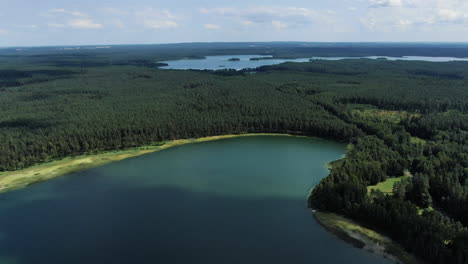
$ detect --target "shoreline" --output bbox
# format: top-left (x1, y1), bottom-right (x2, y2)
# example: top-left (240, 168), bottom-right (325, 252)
top-left (313, 211), bottom-right (420, 264)
top-left (0, 132), bottom-right (418, 264)
top-left (0, 133), bottom-right (298, 193)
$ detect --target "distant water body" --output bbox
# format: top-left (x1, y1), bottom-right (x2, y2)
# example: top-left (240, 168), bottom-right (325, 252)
top-left (0, 136), bottom-right (392, 264)
top-left (159, 54), bottom-right (468, 70)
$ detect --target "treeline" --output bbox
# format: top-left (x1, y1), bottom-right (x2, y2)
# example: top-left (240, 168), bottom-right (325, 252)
top-left (1, 55), bottom-right (468, 263)
top-left (0, 67), bottom-right (362, 171)
top-left (0, 69), bottom-right (75, 88)
top-left (310, 133), bottom-right (467, 263)
top-left (257, 60), bottom-right (468, 263)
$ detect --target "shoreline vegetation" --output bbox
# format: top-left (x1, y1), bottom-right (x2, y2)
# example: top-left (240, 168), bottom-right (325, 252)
top-left (313, 212), bottom-right (421, 264)
top-left (0, 132), bottom-right (418, 263)
top-left (0, 133), bottom-right (299, 193)
top-left (318, 155), bottom-right (421, 263)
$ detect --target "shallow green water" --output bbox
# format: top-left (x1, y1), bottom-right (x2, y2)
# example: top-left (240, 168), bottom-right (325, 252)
top-left (0, 136), bottom-right (392, 264)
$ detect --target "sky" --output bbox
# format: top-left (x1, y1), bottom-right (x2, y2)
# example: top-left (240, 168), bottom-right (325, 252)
top-left (1, 0), bottom-right (468, 46)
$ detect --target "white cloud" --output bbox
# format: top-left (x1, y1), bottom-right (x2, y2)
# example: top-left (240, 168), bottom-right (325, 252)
top-left (200, 6), bottom-right (333, 29)
top-left (362, 0), bottom-right (468, 30)
top-left (68, 19), bottom-right (103, 29)
top-left (47, 23), bottom-right (66, 28)
top-left (135, 8), bottom-right (181, 29)
top-left (200, 7), bottom-right (319, 19)
top-left (112, 20), bottom-right (126, 29)
top-left (204, 24), bottom-right (221, 29)
top-left (241, 20), bottom-right (254, 26)
top-left (360, 17), bottom-right (377, 30)
top-left (395, 19), bottom-right (413, 27)
top-left (369, 0), bottom-right (404, 7)
top-left (49, 8), bottom-right (85, 17)
top-left (437, 9), bottom-right (465, 23)
top-left (272, 20), bottom-right (288, 30)
top-left (0, 28), bottom-right (7, 34)
top-left (144, 20), bottom-right (178, 29)
top-left (16, 25), bottom-right (38, 29)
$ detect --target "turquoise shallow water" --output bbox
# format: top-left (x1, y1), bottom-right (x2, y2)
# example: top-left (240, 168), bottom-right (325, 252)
top-left (0, 136), bottom-right (392, 264)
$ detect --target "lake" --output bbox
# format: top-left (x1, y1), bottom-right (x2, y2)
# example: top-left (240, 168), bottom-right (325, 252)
top-left (0, 136), bottom-right (392, 264)
top-left (159, 54), bottom-right (468, 70)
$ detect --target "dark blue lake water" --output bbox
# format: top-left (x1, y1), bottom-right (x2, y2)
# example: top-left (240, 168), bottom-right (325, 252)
top-left (0, 136), bottom-right (392, 264)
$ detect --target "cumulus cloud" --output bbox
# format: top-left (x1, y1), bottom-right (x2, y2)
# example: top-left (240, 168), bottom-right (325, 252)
top-left (200, 6), bottom-right (333, 29)
top-left (369, 0), bottom-right (404, 7)
top-left (200, 6), bottom-right (317, 20)
top-left (362, 0), bottom-right (468, 30)
top-left (437, 9), bottom-right (465, 23)
top-left (204, 24), bottom-right (221, 29)
top-left (144, 20), bottom-right (178, 29)
top-left (68, 19), bottom-right (103, 29)
top-left (135, 8), bottom-right (180, 29)
top-left (43, 8), bottom-right (104, 29)
top-left (46, 7), bottom-right (181, 30)
top-left (8, 2), bottom-right (468, 43)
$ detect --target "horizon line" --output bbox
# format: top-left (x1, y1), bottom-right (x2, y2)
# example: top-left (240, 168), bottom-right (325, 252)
top-left (2, 41), bottom-right (468, 49)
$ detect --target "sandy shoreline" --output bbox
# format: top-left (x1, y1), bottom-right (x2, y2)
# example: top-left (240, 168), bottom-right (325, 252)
top-left (0, 133), bottom-right (296, 193)
top-left (313, 211), bottom-right (420, 264)
top-left (0, 132), bottom-right (419, 264)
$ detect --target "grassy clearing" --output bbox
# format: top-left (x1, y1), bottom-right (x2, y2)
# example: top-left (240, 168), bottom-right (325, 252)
top-left (418, 206), bottom-right (434, 215)
top-left (314, 212), bottom-right (420, 264)
top-left (410, 137), bottom-right (427, 145)
top-left (367, 176), bottom-right (409, 194)
top-left (351, 108), bottom-right (420, 123)
top-left (0, 133), bottom-right (293, 193)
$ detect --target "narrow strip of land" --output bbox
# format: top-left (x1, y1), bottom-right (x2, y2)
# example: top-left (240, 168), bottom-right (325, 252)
top-left (314, 212), bottom-right (420, 264)
top-left (0, 133), bottom-right (297, 193)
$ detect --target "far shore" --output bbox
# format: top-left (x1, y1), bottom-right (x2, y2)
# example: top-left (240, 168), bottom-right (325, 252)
top-left (0, 133), bottom-right (300, 193)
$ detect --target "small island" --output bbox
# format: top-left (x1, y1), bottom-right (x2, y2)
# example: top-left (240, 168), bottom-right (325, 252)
top-left (249, 57), bottom-right (274, 61)
top-left (227, 58), bottom-right (240, 61)
top-left (154, 62), bottom-right (169, 67)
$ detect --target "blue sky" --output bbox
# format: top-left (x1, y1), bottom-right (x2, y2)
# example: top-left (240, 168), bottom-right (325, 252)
top-left (1, 0), bottom-right (468, 46)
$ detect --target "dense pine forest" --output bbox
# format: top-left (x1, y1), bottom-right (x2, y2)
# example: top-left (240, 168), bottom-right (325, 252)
top-left (0, 44), bottom-right (467, 263)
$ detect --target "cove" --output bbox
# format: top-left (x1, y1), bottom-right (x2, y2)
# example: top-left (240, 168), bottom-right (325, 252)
top-left (0, 136), bottom-right (392, 264)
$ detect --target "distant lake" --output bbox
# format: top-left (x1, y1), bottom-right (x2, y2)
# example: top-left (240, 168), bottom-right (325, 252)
top-left (0, 136), bottom-right (392, 264)
top-left (159, 55), bottom-right (468, 70)
top-left (159, 55), bottom-right (311, 70)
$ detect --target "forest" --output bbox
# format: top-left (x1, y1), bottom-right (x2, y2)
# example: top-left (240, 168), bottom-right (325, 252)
top-left (0, 44), bottom-right (467, 263)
